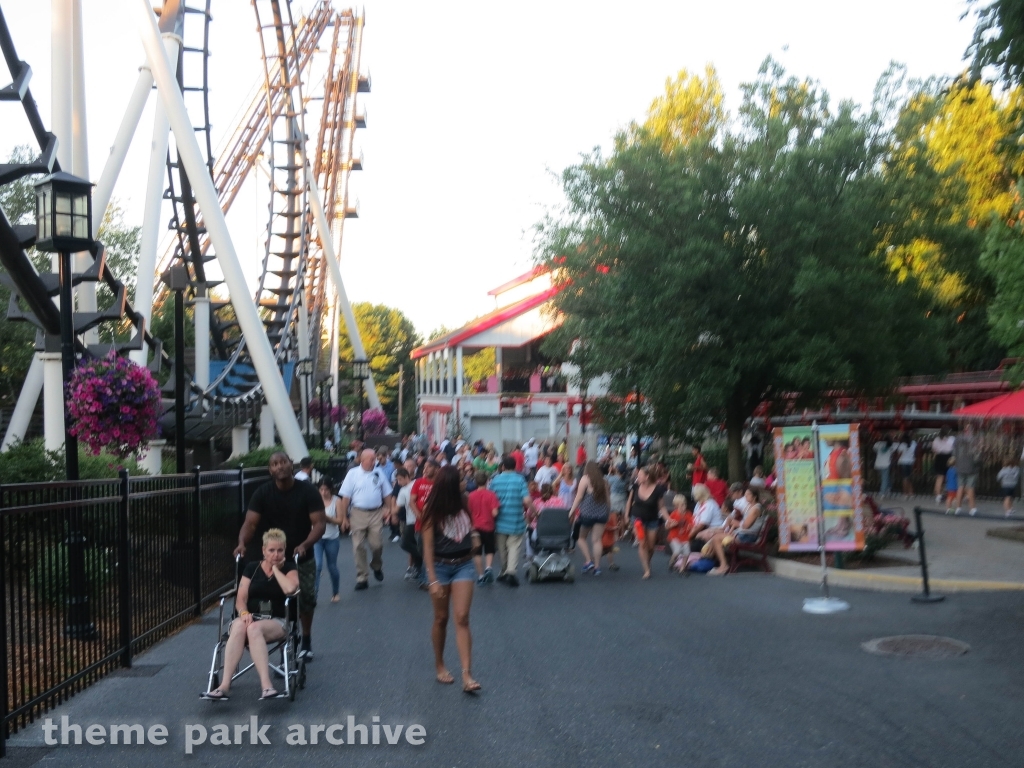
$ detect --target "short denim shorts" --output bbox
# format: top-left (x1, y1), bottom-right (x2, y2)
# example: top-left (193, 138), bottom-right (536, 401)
top-left (433, 558), bottom-right (476, 585)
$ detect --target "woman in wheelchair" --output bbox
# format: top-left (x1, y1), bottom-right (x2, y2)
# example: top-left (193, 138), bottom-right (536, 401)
top-left (202, 528), bottom-right (298, 700)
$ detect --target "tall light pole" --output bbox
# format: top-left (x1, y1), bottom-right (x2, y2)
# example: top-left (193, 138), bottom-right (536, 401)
top-left (33, 171), bottom-right (97, 639)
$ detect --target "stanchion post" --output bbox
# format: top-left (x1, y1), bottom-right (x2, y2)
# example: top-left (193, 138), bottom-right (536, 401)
top-left (911, 507), bottom-right (945, 604)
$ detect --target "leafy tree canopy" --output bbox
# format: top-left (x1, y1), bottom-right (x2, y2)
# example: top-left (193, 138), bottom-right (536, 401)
top-left (538, 59), bottom-right (943, 480)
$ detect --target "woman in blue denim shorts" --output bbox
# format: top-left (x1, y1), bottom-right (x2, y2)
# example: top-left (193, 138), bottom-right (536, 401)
top-left (421, 466), bottom-right (481, 693)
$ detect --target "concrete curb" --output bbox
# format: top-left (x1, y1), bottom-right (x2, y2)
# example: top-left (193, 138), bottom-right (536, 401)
top-left (769, 557), bottom-right (1024, 593)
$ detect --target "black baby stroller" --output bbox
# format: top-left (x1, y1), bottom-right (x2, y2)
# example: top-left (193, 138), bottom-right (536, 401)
top-left (526, 507), bottom-right (575, 583)
top-left (203, 555), bottom-right (306, 701)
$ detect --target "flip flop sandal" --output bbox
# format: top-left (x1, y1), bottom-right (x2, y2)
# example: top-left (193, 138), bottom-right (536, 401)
top-left (201, 689), bottom-right (229, 701)
top-left (260, 688), bottom-right (279, 700)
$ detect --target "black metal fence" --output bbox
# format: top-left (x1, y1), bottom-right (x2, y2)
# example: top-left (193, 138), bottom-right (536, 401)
top-left (0, 466), bottom-right (269, 751)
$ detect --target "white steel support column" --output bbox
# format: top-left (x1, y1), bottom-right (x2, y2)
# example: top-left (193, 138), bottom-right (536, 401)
top-left (549, 407), bottom-right (557, 437)
top-left (71, 0), bottom-right (97, 339)
top-left (1, 355), bottom-right (43, 451)
top-left (495, 347), bottom-right (503, 393)
top-left (135, 0), bottom-right (307, 459)
top-left (302, 160), bottom-right (380, 409)
top-left (42, 353), bottom-right (65, 451)
top-left (194, 289), bottom-right (210, 390)
top-left (456, 346), bottom-right (464, 396)
top-left (130, 31), bottom-right (180, 366)
top-left (230, 424), bottom-right (251, 459)
top-left (52, 0), bottom-right (73, 171)
top-left (260, 408), bottom-right (276, 448)
top-left (93, 69), bottom-right (152, 229)
top-left (446, 349), bottom-right (453, 396)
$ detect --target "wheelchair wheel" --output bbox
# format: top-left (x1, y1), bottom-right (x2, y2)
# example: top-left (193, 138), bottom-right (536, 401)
top-left (298, 660), bottom-right (307, 690)
top-left (209, 672), bottom-right (219, 691)
top-left (564, 564), bottom-right (575, 583)
top-left (526, 564), bottom-right (539, 583)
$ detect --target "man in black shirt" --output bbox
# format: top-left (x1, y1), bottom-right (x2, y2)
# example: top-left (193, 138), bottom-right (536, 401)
top-left (235, 452), bottom-right (326, 659)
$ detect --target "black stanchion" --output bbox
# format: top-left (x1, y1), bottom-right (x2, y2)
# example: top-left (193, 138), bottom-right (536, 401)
top-left (117, 469), bottom-right (133, 668)
top-left (911, 507), bottom-right (945, 604)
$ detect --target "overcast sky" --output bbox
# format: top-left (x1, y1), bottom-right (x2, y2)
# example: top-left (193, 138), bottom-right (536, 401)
top-left (1, 0), bottom-right (978, 338)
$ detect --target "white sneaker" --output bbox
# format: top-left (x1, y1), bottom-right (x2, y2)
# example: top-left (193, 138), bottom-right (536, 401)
top-left (954, 508), bottom-right (962, 515)
top-left (969, 508), bottom-right (978, 516)
top-left (935, 495), bottom-right (943, 503)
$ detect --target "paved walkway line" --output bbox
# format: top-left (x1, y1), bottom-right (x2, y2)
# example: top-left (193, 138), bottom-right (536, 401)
top-left (769, 557), bottom-right (1024, 593)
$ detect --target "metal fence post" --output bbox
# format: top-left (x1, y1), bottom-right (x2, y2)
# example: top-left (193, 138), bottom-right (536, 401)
top-left (911, 507), bottom-right (945, 604)
top-left (193, 466), bottom-right (203, 616)
top-left (118, 469), bottom-right (132, 668)
top-left (1, 482), bottom-right (7, 757)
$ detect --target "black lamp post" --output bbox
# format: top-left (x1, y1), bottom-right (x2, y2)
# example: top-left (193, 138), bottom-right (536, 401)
top-left (353, 358), bottom-right (370, 441)
top-left (33, 171), bottom-right (96, 640)
top-left (162, 266), bottom-right (189, 473)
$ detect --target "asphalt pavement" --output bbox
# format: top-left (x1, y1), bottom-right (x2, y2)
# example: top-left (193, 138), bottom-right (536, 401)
top-left (6, 537), bottom-right (1024, 768)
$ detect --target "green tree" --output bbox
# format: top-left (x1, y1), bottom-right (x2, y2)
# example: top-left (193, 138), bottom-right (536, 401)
top-left (539, 59), bottom-right (941, 481)
top-left (337, 303), bottom-right (420, 425)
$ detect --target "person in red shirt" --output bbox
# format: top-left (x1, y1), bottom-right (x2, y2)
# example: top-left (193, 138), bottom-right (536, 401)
top-left (467, 471), bottom-right (499, 584)
top-left (575, 442), bottom-right (587, 468)
top-left (666, 495), bottom-right (695, 572)
top-left (705, 467), bottom-right (728, 507)
top-left (689, 446), bottom-right (708, 487)
top-left (407, 459), bottom-right (438, 588)
top-left (510, 447), bottom-right (525, 474)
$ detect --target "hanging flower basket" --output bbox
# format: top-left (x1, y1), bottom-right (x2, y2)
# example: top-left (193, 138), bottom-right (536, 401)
top-left (66, 352), bottom-right (162, 459)
top-left (362, 407), bottom-right (389, 436)
top-left (331, 405), bottom-right (347, 425)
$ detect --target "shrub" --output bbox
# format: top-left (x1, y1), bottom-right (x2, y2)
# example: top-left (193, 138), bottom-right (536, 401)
top-left (32, 542), bottom-right (117, 606)
top-left (0, 439), bottom-right (63, 482)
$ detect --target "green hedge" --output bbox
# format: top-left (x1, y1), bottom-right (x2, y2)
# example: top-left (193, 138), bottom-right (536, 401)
top-left (0, 439), bottom-right (147, 483)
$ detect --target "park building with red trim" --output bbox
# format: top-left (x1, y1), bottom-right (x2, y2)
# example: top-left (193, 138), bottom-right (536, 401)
top-left (410, 266), bottom-right (609, 449)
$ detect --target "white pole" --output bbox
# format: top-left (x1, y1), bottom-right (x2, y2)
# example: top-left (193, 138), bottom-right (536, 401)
top-left (456, 346), bottom-right (463, 396)
top-left (92, 68), bottom-right (153, 231)
top-left (302, 160), bottom-right (381, 408)
top-left (129, 32), bottom-right (179, 367)
top-left (133, 0), bottom-right (308, 460)
top-left (298, 300), bottom-right (310, 433)
top-left (41, 353), bottom-right (65, 451)
top-left (71, 0), bottom-right (97, 338)
top-left (194, 290), bottom-right (210, 389)
top-left (1, 355), bottom-right (44, 451)
top-left (52, 0), bottom-right (73, 171)
top-left (260, 408), bottom-right (276, 448)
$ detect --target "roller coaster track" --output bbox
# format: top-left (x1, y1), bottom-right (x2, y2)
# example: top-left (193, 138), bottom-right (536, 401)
top-left (153, 0), bottom-right (365, 439)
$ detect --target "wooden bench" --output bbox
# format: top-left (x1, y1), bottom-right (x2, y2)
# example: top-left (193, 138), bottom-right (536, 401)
top-left (726, 516), bottom-right (775, 573)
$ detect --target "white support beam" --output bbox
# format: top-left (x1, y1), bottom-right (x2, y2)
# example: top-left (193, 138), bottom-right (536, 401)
top-left (71, 0), bottom-right (97, 338)
top-left (134, 0), bottom-right (307, 460)
top-left (194, 291), bottom-right (210, 390)
top-left (42, 353), bottom-right (64, 451)
top-left (129, 32), bottom-right (179, 366)
top-left (456, 346), bottom-right (463, 396)
top-left (1, 355), bottom-right (43, 451)
top-left (302, 159), bottom-right (380, 409)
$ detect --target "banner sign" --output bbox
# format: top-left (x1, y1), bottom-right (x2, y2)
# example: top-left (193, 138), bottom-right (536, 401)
top-left (774, 423), bottom-right (864, 552)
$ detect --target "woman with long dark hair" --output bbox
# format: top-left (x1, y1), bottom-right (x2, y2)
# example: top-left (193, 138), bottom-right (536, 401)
top-left (421, 465), bottom-right (481, 693)
top-left (568, 461), bottom-right (611, 575)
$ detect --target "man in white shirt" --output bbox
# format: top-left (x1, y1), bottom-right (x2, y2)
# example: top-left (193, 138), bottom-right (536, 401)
top-left (533, 455), bottom-right (559, 488)
top-left (338, 449), bottom-right (395, 590)
top-left (523, 438), bottom-right (540, 478)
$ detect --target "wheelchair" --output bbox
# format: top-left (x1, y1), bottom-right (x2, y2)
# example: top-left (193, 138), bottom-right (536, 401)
top-left (203, 554), bottom-right (307, 701)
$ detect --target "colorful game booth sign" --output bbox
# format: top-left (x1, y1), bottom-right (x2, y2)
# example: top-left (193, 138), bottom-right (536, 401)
top-left (774, 423), bottom-right (865, 552)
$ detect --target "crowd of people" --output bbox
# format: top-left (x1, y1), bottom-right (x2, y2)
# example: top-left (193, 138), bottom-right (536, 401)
top-left (872, 424), bottom-right (1021, 517)
top-left (211, 436), bottom-right (772, 699)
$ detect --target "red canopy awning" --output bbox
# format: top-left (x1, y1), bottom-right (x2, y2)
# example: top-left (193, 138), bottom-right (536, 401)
top-left (953, 389), bottom-right (1024, 418)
